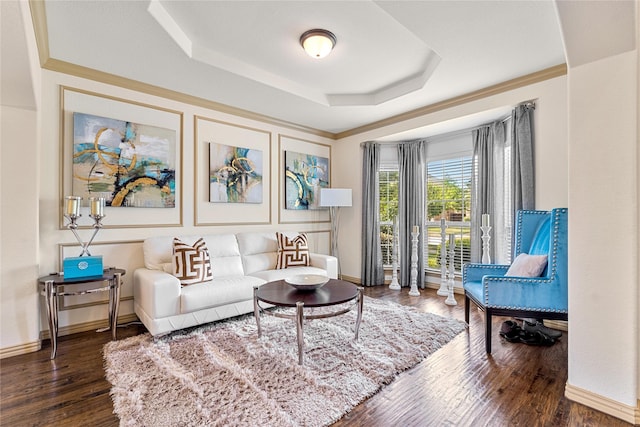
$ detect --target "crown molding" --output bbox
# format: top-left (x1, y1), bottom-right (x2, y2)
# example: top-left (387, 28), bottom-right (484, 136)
top-left (29, 0), bottom-right (566, 142)
top-left (335, 63), bottom-right (567, 140)
top-left (43, 58), bottom-right (337, 139)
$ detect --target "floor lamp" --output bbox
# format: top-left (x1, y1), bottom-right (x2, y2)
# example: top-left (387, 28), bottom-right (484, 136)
top-left (320, 188), bottom-right (352, 278)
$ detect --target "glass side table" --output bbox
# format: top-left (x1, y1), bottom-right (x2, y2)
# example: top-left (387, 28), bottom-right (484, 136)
top-left (37, 268), bottom-right (125, 359)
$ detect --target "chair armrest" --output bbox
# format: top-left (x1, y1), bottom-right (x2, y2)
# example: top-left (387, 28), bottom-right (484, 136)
top-left (133, 268), bottom-right (181, 319)
top-left (482, 275), bottom-right (567, 312)
top-left (309, 253), bottom-right (338, 279)
top-left (463, 263), bottom-right (510, 283)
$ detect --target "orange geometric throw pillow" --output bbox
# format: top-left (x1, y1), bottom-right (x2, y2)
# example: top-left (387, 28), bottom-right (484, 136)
top-left (172, 237), bottom-right (213, 286)
top-left (276, 232), bottom-right (310, 269)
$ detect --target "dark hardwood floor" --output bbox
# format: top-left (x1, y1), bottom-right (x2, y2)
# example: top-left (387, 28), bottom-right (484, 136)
top-left (1, 287), bottom-right (632, 426)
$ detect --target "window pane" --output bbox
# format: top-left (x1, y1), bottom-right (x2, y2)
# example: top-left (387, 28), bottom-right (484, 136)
top-left (379, 170), bottom-right (398, 266)
top-left (377, 156), bottom-right (473, 274)
top-left (426, 157), bottom-right (472, 273)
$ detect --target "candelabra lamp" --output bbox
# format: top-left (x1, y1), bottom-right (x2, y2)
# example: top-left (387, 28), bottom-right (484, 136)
top-left (62, 196), bottom-right (106, 278)
top-left (437, 218), bottom-right (449, 297)
top-left (319, 188), bottom-right (352, 278)
top-left (445, 234), bottom-right (457, 306)
top-left (389, 218), bottom-right (400, 290)
top-left (409, 226), bottom-right (420, 296)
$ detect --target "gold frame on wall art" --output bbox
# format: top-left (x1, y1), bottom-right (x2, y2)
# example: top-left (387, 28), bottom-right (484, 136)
top-left (278, 134), bottom-right (332, 225)
top-left (59, 86), bottom-right (184, 229)
top-left (194, 115), bottom-right (272, 226)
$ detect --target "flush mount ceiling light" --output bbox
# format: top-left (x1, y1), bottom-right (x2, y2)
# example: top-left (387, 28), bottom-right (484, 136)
top-left (300, 29), bottom-right (336, 59)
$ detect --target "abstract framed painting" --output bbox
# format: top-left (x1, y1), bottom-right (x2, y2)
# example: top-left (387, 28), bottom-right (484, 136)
top-left (195, 116), bottom-right (271, 226)
top-left (284, 150), bottom-right (329, 210)
top-left (61, 86), bottom-right (183, 229)
top-left (72, 112), bottom-right (176, 208)
top-left (209, 142), bottom-right (263, 204)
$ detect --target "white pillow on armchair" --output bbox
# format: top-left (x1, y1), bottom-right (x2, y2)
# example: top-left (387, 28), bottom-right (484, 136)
top-left (505, 253), bottom-right (548, 277)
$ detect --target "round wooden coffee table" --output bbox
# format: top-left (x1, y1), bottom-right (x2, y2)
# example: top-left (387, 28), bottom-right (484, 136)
top-left (253, 279), bottom-right (363, 365)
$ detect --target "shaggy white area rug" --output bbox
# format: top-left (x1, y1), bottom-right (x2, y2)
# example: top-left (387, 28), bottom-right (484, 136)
top-left (104, 296), bottom-right (466, 426)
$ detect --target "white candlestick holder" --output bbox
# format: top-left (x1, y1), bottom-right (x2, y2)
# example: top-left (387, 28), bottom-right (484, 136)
top-left (437, 220), bottom-right (448, 296)
top-left (445, 235), bottom-right (457, 306)
top-left (481, 225), bottom-right (492, 264)
top-left (389, 221), bottom-right (400, 290)
top-left (409, 229), bottom-right (420, 296)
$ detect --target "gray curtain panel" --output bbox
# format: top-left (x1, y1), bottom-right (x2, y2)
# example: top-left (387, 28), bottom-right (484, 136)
top-left (471, 121), bottom-right (506, 263)
top-left (471, 102), bottom-right (535, 263)
top-left (512, 103), bottom-right (536, 212)
top-left (361, 142), bottom-right (384, 286)
top-left (397, 140), bottom-right (426, 289)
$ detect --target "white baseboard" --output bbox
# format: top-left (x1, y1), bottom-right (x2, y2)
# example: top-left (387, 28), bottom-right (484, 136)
top-left (544, 319), bottom-right (568, 331)
top-left (341, 274), bottom-right (360, 284)
top-left (38, 313), bottom-right (140, 341)
top-left (0, 340), bottom-right (42, 359)
top-left (565, 383), bottom-right (640, 424)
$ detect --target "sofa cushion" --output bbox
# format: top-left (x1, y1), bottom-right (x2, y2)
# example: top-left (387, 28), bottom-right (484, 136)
top-left (172, 237), bottom-right (214, 286)
top-left (236, 232), bottom-right (279, 256)
top-left (276, 232), bottom-right (310, 269)
top-left (180, 275), bottom-right (265, 313)
top-left (236, 232), bottom-right (279, 275)
top-left (144, 234), bottom-right (245, 277)
top-left (237, 231), bottom-right (302, 275)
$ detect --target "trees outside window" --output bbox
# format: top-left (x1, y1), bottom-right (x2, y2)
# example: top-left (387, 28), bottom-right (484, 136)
top-left (379, 157), bottom-right (472, 272)
top-left (379, 170), bottom-right (398, 266)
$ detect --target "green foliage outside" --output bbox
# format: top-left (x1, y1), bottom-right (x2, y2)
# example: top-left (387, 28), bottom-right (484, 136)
top-left (379, 167), bottom-right (472, 271)
top-left (379, 173), bottom-right (471, 224)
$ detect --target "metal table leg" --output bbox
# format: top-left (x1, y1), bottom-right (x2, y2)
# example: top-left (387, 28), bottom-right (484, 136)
top-left (355, 286), bottom-right (364, 340)
top-left (296, 301), bottom-right (304, 365)
top-left (109, 272), bottom-right (122, 340)
top-left (253, 286), bottom-right (262, 337)
top-left (43, 280), bottom-right (59, 359)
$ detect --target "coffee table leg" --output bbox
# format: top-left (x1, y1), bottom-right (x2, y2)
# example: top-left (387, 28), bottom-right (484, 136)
top-left (355, 287), bottom-right (363, 340)
top-left (296, 301), bottom-right (304, 365)
top-left (253, 286), bottom-right (262, 337)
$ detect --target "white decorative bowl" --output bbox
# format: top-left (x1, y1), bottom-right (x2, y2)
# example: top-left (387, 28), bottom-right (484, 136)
top-left (284, 274), bottom-right (330, 291)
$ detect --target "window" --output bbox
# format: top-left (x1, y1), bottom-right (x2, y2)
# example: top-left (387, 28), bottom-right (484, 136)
top-left (379, 170), bottom-right (398, 266)
top-left (377, 133), bottom-right (473, 274)
top-left (425, 157), bottom-right (472, 272)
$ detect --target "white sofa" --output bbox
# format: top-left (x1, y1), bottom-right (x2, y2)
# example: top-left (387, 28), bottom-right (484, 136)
top-left (133, 231), bottom-right (338, 336)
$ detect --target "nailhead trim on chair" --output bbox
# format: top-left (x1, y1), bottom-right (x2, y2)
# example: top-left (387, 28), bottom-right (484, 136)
top-left (463, 208), bottom-right (568, 353)
top-left (483, 208), bottom-right (568, 312)
top-left (514, 210), bottom-right (548, 255)
top-left (463, 264), bottom-right (509, 273)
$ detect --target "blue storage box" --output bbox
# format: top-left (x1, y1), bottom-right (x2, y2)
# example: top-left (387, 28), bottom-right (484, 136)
top-left (63, 256), bottom-right (103, 279)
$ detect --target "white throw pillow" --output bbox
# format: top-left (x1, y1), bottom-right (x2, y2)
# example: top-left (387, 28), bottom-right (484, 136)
top-left (275, 232), bottom-right (310, 269)
top-left (505, 253), bottom-right (548, 277)
top-left (172, 237), bottom-right (214, 286)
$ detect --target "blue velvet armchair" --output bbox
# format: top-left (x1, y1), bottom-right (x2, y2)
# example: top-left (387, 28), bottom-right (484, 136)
top-left (463, 208), bottom-right (568, 353)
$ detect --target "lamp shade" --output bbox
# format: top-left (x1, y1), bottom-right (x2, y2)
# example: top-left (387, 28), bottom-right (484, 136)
top-left (320, 188), bottom-right (352, 207)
